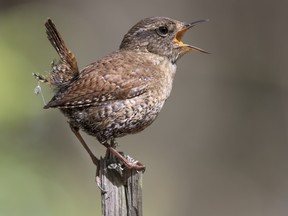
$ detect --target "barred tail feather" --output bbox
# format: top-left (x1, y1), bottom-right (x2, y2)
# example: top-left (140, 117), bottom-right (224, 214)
top-left (44, 18), bottom-right (79, 88)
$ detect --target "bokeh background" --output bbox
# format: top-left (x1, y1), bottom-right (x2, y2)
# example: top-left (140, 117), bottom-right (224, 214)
top-left (1, 0), bottom-right (288, 215)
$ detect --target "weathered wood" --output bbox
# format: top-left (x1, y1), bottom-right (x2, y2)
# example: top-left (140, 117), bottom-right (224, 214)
top-left (100, 155), bottom-right (144, 216)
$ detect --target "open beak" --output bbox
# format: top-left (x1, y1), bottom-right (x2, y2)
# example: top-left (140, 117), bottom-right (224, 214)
top-left (174, 19), bottom-right (209, 54)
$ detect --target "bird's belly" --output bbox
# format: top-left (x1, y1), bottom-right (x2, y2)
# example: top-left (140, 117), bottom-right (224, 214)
top-left (61, 95), bottom-right (165, 142)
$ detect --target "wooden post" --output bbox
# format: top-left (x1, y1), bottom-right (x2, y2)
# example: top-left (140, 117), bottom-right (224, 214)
top-left (99, 154), bottom-right (144, 216)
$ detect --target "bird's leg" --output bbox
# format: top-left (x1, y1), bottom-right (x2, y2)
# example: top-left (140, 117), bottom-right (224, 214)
top-left (102, 140), bottom-right (145, 170)
top-left (69, 124), bottom-right (106, 193)
top-left (69, 124), bottom-right (99, 166)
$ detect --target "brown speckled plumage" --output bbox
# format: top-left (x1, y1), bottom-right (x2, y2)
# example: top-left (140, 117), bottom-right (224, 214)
top-left (35, 17), bottom-right (207, 169)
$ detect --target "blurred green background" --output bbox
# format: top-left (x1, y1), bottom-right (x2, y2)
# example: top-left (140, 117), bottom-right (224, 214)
top-left (1, 0), bottom-right (288, 215)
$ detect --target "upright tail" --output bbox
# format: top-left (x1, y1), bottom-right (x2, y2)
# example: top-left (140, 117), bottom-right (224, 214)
top-left (34, 18), bottom-right (79, 89)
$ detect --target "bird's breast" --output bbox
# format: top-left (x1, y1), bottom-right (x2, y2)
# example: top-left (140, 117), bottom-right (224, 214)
top-left (145, 53), bottom-right (177, 101)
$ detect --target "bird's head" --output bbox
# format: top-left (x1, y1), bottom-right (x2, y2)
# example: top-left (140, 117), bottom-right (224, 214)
top-left (120, 17), bottom-right (208, 63)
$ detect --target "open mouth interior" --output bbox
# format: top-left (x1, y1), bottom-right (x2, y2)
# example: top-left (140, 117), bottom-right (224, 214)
top-left (174, 26), bottom-right (209, 53)
top-left (175, 28), bottom-right (189, 45)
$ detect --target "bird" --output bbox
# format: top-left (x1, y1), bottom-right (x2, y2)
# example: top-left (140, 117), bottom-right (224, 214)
top-left (34, 17), bottom-right (208, 169)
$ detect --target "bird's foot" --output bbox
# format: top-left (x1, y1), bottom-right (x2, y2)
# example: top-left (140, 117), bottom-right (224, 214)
top-left (102, 142), bottom-right (145, 171)
top-left (123, 154), bottom-right (146, 171)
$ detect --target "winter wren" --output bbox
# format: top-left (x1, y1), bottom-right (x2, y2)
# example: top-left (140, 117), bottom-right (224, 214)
top-left (34, 17), bottom-right (208, 169)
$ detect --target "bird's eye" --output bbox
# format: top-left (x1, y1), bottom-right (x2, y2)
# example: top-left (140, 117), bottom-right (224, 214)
top-left (156, 26), bottom-right (169, 36)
